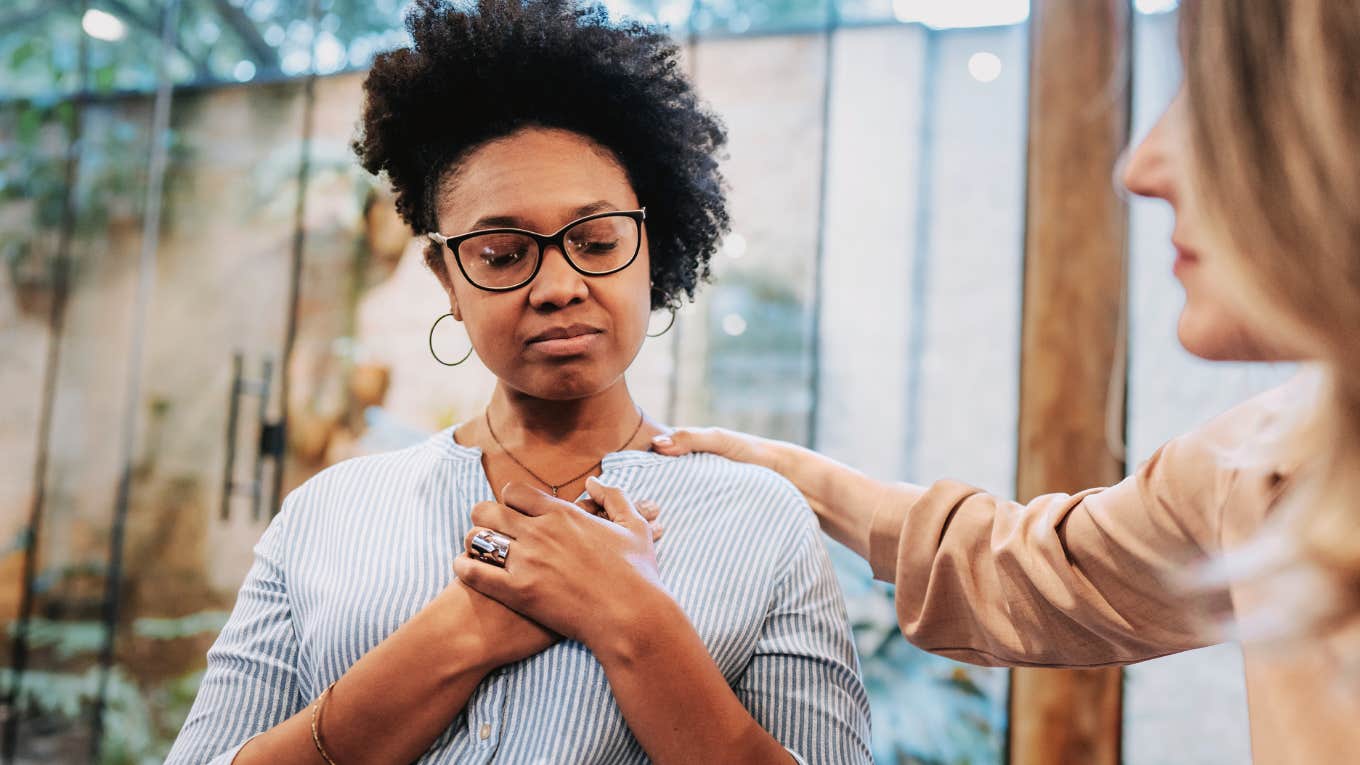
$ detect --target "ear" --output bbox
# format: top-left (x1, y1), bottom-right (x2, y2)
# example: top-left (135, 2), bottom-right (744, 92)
top-left (425, 239), bottom-right (462, 319)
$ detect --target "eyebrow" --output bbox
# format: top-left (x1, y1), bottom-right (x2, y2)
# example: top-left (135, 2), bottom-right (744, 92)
top-left (469, 201), bottom-right (620, 231)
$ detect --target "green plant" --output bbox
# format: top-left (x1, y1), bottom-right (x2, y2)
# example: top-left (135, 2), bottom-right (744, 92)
top-left (3, 610), bottom-right (228, 764)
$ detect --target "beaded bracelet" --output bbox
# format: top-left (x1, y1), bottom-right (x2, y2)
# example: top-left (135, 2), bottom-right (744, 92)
top-left (310, 680), bottom-right (340, 765)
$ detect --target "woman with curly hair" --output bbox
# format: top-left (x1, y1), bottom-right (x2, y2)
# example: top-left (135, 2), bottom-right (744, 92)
top-left (165, 1), bottom-right (870, 763)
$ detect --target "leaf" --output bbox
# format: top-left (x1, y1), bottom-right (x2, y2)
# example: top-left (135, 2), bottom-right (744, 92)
top-left (95, 64), bottom-right (118, 92)
top-left (133, 610), bottom-right (230, 640)
top-left (9, 38), bottom-right (38, 70)
top-left (17, 106), bottom-right (42, 145)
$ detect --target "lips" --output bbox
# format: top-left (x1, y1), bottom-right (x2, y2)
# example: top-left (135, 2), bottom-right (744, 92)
top-left (1172, 243), bottom-right (1199, 279)
top-left (525, 323), bottom-right (604, 357)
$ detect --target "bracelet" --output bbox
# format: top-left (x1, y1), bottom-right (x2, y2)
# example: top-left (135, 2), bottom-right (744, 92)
top-left (310, 680), bottom-right (339, 765)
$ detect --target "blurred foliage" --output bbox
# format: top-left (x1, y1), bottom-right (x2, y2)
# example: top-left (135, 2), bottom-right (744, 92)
top-left (0, 97), bottom-right (170, 297)
top-left (0, 0), bottom-right (903, 101)
top-left (3, 612), bottom-right (227, 764)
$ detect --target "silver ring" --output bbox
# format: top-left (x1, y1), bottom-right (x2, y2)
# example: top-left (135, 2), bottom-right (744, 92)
top-left (469, 529), bottom-right (512, 567)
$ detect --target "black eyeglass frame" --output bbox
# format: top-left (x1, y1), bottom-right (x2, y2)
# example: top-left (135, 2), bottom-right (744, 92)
top-left (426, 208), bottom-right (647, 293)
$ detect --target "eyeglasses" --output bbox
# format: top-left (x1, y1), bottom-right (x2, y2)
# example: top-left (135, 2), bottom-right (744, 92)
top-left (427, 208), bottom-right (646, 292)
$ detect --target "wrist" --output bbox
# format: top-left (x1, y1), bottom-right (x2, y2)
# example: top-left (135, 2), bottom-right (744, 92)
top-left (425, 587), bottom-right (505, 677)
top-left (585, 585), bottom-right (686, 666)
top-left (431, 582), bottom-right (550, 678)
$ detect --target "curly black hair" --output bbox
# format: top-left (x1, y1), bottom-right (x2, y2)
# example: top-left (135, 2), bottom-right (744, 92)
top-left (353, 0), bottom-right (729, 310)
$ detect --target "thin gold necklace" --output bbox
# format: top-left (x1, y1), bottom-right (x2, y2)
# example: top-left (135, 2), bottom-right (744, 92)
top-left (485, 408), bottom-right (646, 497)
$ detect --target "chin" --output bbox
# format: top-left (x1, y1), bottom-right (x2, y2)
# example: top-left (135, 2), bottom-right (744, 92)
top-left (512, 365), bottom-right (615, 401)
top-left (1176, 308), bottom-right (1283, 362)
top-left (1178, 325), bottom-right (1240, 361)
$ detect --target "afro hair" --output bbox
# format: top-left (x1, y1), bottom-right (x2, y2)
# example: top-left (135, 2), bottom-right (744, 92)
top-left (353, 0), bottom-right (730, 310)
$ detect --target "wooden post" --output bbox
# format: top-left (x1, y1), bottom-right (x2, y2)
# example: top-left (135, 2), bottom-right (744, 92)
top-left (1010, 0), bottom-right (1130, 763)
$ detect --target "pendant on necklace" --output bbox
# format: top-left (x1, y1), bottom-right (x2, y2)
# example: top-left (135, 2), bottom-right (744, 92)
top-left (550, 486), bottom-right (559, 497)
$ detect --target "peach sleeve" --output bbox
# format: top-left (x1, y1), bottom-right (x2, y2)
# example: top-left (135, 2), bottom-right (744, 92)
top-left (867, 430), bottom-right (1245, 668)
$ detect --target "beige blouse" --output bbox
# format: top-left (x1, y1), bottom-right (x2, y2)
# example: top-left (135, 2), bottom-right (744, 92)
top-left (868, 378), bottom-right (1359, 764)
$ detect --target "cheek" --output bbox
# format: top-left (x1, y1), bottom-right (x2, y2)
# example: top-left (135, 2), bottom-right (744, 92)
top-left (458, 295), bottom-right (519, 363)
top-left (595, 275), bottom-right (651, 352)
top-left (619, 257), bottom-right (654, 339)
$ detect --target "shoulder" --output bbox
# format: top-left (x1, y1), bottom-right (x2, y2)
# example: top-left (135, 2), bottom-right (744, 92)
top-left (1138, 373), bottom-right (1314, 532)
top-left (659, 450), bottom-right (809, 503)
top-left (278, 428), bottom-right (466, 525)
top-left (293, 442), bottom-right (435, 499)
top-left (1161, 371), bottom-right (1316, 475)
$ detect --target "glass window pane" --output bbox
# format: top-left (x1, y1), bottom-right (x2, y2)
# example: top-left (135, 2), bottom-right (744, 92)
top-left (7, 92), bottom-right (157, 758)
top-left (0, 94), bottom-right (81, 753)
top-left (2, 55), bottom-right (315, 762)
top-left (817, 21), bottom-right (1026, 763)
top-left (107, 74), bottom-right (310, 762)
top-left (675, 32), bottom-right (827, 444)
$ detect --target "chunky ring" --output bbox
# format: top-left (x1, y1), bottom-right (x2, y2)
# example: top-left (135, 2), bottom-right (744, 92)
top-left (468, 529), bottom-right (512, 567)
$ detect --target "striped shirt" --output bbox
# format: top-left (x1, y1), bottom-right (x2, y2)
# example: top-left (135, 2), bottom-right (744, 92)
top-left (166, 427), bottom-right (872, 764)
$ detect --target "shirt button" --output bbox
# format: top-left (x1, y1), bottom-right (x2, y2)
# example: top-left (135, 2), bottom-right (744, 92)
top-left (479, 723), bottom-right (492, 740)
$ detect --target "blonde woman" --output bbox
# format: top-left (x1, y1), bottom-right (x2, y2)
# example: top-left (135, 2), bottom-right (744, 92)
top-left (656, 0), bottom-right (1360, 761)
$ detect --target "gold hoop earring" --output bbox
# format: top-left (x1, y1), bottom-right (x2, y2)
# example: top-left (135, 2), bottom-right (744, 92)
top-left (429, 313), bottom-right (474, 366)
top-left (647, 308), bottom-right (677, 338)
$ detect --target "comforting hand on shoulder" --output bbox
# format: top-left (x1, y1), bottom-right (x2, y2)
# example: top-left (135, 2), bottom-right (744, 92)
top-left (454, 478), bottom-right (670, 650)
top-left (651, 427), bottom-right (782, 472)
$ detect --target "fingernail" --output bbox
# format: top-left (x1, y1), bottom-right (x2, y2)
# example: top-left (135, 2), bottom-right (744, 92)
top-left (651, 435), bottom-right (673, 448)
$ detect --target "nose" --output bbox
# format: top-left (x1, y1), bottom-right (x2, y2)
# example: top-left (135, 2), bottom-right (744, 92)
top-left (1121, 96), bottom-right (1179, 205)
top-left (526, 244), bottom-right (589, 310)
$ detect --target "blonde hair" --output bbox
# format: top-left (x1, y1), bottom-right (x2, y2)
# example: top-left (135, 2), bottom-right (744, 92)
top-left (1181, 0), bottom-right (1360, 645)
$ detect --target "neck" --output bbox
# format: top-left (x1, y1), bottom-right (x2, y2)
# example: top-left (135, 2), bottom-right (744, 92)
top-left (485, 378), bottom-right (642, 454)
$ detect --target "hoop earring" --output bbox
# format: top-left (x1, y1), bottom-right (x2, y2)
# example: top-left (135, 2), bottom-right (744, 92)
top-left (647, 308), bottom-right (677, 338)
top-left (429, 312), bottom-right (474, 366)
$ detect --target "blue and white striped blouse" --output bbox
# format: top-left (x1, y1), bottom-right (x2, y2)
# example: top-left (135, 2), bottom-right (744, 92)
top-left (166, 426), bottom-right (872, 764)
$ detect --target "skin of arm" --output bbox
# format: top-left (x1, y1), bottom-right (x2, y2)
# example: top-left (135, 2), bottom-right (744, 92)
top-left (651, 429), bottom-right (920, 559)
top-left (232, 580), bottom-right (554, 765)
top-left (455, 479), bottom-right (793, 765)
top-left (592, 587), bottom-right (795, 764)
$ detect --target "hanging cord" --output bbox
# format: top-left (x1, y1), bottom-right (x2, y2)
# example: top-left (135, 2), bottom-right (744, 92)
top-left (272, 0), bottom-right (322, 517)
top-left (1105, 264), bottom-right (1129, 465)
top-left (89, 0), bottom-right (182, 757)
top-left (1, 1), bottom-right (91, 761)
top-left (1103, 21), bottom-right (1135, 470)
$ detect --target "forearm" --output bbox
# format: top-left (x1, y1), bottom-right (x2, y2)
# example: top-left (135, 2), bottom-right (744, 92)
top-left (592, 592), bottom-right (791, 765)
top-left (763, 439), bottom-right (924, 559)
top-left (233, 591), bottom-right (495, 765)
